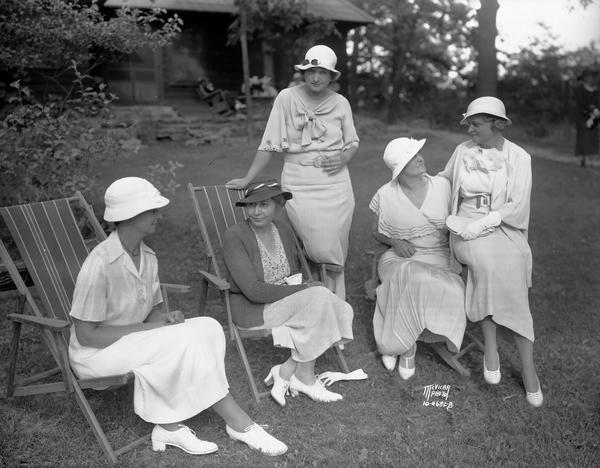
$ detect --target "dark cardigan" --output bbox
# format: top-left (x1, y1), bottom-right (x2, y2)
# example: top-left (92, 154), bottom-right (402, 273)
top-left (222, 218), bottom-right (308, 328)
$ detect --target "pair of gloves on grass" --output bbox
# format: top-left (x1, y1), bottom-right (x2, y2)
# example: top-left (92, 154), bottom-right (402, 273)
top-left (459, 211), bottom-right (502, 240)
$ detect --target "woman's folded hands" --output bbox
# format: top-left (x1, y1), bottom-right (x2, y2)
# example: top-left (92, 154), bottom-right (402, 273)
top-left (391, 239), bottom-right (416, 257)
top-left (460, 211), bottom-right (502, 241)
top-left (164, 310), bottom-right (185, 325)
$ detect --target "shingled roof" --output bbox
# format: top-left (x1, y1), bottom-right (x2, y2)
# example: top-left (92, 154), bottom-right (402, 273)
top-left (105, 0), bottom-right (374, 24)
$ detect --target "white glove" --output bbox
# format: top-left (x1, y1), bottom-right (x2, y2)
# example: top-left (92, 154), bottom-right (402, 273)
top-left (460, 211), bottom-right (501, 240)
top-left (317, 369), bottom-right (368, 386)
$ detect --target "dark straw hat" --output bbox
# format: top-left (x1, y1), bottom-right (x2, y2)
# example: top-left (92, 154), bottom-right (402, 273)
top-left (235, 178), bottom-right (292, 206)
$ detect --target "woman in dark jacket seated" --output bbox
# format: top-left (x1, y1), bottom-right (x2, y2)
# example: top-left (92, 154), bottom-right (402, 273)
top-left (223, 178), bottom-right (353, 406)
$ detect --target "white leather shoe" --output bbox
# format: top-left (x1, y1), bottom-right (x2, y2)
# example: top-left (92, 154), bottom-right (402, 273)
top-left (289, 375), bottom-right (343, 402)
top-left (226, 424), bottom-right (288, 456)
top-left (381, 354), bottom-right (397, 371)
top-left (264, 364), bottom-right (289, 407)
top-left (398, 350), bottom-right (416, 380)
top-left (483, 353), bottom-right (501, 385)
top-left (524, 375), bottom-right (543, 407)
top-left (151, 424), bottom-right (218, 455)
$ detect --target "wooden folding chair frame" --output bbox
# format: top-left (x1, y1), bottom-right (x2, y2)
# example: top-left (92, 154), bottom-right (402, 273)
top-left (188, 183), bottom-right (349, 402)
top-left (0, 192), bottom-right (187, 463)
top-left (364, 245), bottom-right (484, 377)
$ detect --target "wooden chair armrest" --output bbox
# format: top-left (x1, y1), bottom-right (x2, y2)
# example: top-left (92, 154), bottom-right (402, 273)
top-left (78, 372), bottom-right (134, 390)
top-left (160, 283), bottom-right (191, 294)
top-left (8, 313), bottom-right (70, 330)
top-left (198, 271), bottom-right (230, 290)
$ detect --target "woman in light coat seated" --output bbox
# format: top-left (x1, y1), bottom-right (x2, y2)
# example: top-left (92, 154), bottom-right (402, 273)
top-left (68, 177), bottom-right (287, 457)
top-left (438, 97), bottom-right (542, 407)
top-left (222, 178), bottom-right (354, 406)
top-left (370, 138), bottom-right (467, 379)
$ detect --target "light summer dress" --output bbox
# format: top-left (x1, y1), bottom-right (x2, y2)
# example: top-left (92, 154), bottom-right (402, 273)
top-left (370, 176), bottom-right (466, 356)
top-left (68, 231), bottom-right (229, 424)
top-left (258, 86), bottom-right (360, 298)
top-left (256, 224), bottom-right (354, 362)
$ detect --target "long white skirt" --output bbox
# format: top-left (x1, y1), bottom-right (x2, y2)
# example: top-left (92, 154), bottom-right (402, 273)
top-left (281, 154), bottom-right (355, 298)
top-left (373, 249), bottom-right (466, 355)
top-left (263, 286), bottom-right (353, 362)
top-left (69, 317), bottom-right (229, 424)
top-left (452, 229), bottom-right (534, 341)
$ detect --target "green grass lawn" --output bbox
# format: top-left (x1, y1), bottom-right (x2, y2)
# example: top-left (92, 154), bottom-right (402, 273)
top-left (1, 122), bottom-right (599, 467)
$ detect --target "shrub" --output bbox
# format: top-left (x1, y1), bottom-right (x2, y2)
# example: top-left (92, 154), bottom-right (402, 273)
top-left (0, 72), bottom-right (122, 206)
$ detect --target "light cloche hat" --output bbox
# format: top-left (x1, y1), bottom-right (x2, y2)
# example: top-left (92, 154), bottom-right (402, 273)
top-left (104, 177), bottom-right (169, 222)
top-left (294, 45), bottom-right (341, 81)
top-left (383, 137), bottom-right (427, 181)
top-left (460, 96), bottom-right (512, 125)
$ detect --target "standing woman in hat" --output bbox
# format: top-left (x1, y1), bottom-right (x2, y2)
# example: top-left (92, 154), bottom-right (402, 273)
top-left (222, 179), bottom-right (354, 406)
top-left (226, 45), bottom-right (359, 298)
top-left (370, 138), bottom-right (466, 380)
top-left (573, 69), bottom-right (599, 167)
top-left (68, 177), bottom-right (288, 456)
top-left (438, 97), bottom-right (543, 407)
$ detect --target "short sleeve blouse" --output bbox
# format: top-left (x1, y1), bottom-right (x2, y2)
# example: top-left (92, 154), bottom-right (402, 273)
top-left (258, 86), bottom-right (359, 153)
top-left (69, 230), bottom-right (162, 326)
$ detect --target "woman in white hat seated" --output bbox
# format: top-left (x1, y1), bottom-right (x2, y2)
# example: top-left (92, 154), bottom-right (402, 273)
top-left (438, 96), bottom-right (543, 407)
top-left (68, 177), bottom-right (288, 457)
top-left (370, 138), bottom-right (467, 380)
top-left (226, 44), bottom-right (359, 299)
top-left (222, 178), bottom-right (353, 406)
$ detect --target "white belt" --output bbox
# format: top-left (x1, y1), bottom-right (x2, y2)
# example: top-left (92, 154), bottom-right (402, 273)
top-left (284, 150), bottom-right (338, 167)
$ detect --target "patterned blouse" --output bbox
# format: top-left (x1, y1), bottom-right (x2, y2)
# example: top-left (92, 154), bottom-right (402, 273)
top-left (252, 224), bottom-right (290, 285)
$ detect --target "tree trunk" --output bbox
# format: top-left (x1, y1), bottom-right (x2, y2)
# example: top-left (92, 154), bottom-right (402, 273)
top-left (347, 29), bottom-right (360, 109)
top-left (476, 0), bottom-right (499, 96)
top-left (386, 50), bottom-right (405, 124)
top-left (240, 4), bottom-right (254, 141)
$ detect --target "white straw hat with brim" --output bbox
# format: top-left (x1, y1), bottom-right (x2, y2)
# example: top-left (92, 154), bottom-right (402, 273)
top-left (460, 96), bottom-right (512, 125)
top-left (383, 137), bottom-right (427, 180)
top-left (104, 177), bottom-right (169, 222)
top-left (294, 45), bottom-right (341, 81)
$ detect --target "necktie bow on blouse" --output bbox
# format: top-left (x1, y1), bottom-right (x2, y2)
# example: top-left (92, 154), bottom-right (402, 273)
top-left (299, 110), bottom-right (327, 147)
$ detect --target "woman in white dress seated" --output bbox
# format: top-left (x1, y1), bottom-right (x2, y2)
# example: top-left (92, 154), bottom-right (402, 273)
top-left (222, 178), bottom-right (354, 406)
top-left (68, 177), bottom-right (287, 457)
top-left (438, 97), bottom-right (542, 407)
top-left (370, 138), bottom-right (467, 379)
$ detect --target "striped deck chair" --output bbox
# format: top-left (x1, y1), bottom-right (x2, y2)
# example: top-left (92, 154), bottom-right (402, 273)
top-left (0, 192), bottom-right (188, 463)
top-left (364, 246), bottom-right (484, 377)
top-left (188, 183), bottom-right (349, 402)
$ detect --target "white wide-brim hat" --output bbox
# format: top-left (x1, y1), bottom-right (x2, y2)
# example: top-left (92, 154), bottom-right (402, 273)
top-left (383, 137), bottom-right (427, 180)
top-left (294, 45), bottom-right (341, 81)
top-left (104, 177), bottom-right (169, 222)
top-left (460, 96), bottom-right (512, 125)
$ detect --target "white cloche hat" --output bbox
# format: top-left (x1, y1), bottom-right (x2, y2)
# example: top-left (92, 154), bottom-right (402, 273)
top-left (460, 96), bottom-right (512, 125)
top-left (383, 137), bottom-right (427, 181)
top-left (294, 45), bottom-right (341, 80)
